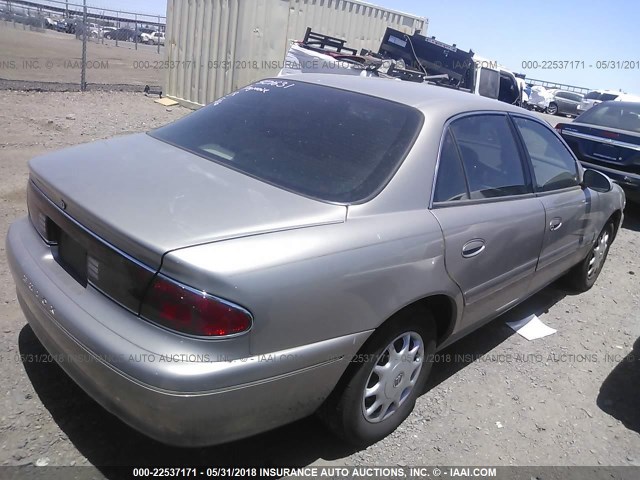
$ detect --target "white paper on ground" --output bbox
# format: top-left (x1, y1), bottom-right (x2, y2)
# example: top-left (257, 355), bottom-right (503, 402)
top-left (506, 314), bottom-right (556, 340)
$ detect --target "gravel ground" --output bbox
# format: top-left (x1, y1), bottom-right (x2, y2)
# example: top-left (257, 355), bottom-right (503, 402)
top-left (0, 91), bottom-right (639, 472)
top-left (0, 23), bottom-right (163, 87)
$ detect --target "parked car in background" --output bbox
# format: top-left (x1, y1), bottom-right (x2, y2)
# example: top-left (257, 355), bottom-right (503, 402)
top-left (546, 90), bottom-right (584, 117)
top-left (138, 27), bottom-right (155, 43)
top-left (557, 101), bottom-right (640, 203)
top-left (55, 19), bottom-right (70, 32)
top-left (148, 31), bottom-right (164, 45)
top-left (104, 28), bottom-right (137, 41)
top-left (6, 76), bottom-right (624, 448)
top-left (44, 17), bottom-right (57, 29)
top-left (577, 90), bottom-right (640, 114)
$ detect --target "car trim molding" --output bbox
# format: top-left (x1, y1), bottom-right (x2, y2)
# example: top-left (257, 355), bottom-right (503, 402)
top-left (561, 129), bottom-right (640, 152)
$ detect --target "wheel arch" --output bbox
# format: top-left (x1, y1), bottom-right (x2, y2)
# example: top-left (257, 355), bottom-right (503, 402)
top-left (609, 209), bottom-right (623, 241)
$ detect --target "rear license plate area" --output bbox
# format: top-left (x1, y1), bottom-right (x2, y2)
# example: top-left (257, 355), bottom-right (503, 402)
top-left (52, 224), bottom-right (88, 287)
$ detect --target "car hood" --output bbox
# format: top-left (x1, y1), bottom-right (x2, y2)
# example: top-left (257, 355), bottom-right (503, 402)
top-left (29, 133), bottom-right (346, 268)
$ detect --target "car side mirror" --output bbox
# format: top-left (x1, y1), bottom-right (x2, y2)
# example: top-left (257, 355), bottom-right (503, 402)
top-left (581, 169), bottom-right (613, 193)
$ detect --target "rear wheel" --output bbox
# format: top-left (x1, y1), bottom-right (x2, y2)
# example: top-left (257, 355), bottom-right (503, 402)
top-left (565, 221), bottom-right (614, 292)
top-left (546, 102), bottom-right (558, 115)
top-left (319, 308), bottom-right (436, 446)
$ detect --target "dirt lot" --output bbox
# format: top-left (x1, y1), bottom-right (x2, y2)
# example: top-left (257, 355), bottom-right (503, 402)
top-left (0, 91), bottom-right (639, 472)
top-left (0, 23), bottom-right (163, 87)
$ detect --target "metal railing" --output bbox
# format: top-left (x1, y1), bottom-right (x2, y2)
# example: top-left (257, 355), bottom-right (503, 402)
top-left (526, 78), bottom-right (591, 95)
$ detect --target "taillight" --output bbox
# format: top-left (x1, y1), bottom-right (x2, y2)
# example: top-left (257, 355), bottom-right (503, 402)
top-left (140, 274), bottom-right (253, 337)
top-left (27, 183), bottom-right (56, 244)
top-left (555, 123), bottom-right (566, 134)
top-left (601, 130), bottom-right (620, 139)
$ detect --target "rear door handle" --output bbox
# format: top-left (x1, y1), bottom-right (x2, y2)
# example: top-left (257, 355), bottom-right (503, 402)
top-left (549, 217), bottom-right (563, 231)
top-left (462, 239), bottom-right (485, 258)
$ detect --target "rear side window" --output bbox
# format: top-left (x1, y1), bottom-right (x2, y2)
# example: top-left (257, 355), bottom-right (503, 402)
top-left (433, 131), bottom-right (469, 203)
top-left (512, 117), bottom-right (579, 191)
top-left (150, 80), bottom-right (423, 203)
top-left (449, 115), bottom-right (529, 198)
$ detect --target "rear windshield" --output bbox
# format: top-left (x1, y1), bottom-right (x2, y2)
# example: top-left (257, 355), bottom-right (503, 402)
top-left (599, 93), bottom-right (619, 101)
top-left (576, 103), bottom-right (640, 133)
top-left (150, 80), bottom-right (423, 203)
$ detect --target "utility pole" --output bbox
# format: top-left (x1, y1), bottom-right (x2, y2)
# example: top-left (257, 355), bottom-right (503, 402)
top-left (81, 0), bottom-right (87, 91)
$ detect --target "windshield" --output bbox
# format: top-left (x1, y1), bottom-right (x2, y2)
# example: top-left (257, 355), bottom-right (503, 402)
top-left (150, 80), bottom-right (423, 203)
top-left (576, 103), bottom-right (640, 133)
top-left (585, 91), bottom-right (601, 100)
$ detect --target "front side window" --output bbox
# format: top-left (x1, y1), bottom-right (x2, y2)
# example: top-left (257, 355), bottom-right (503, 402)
top-left (150, 80), bottom-right (423, 203)
top-left (449, 114), bottom-right (529, 198)
top-left (512, 117), bottom-right (579, 191)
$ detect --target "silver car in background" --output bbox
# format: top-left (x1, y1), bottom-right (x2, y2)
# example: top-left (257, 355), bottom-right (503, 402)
top-left (546, 90), bottom-right (584, 116)
top-left (6, 75), bottom-right (625, 447)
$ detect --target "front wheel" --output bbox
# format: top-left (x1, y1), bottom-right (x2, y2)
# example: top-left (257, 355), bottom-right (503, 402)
top-left (319, 308), bottom-right (436, 446)
top-left (565, 221), bottom-right (614, 292)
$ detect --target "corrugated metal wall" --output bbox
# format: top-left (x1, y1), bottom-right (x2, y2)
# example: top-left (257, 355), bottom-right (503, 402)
top-left (164, 0), bottom-right (426, 107)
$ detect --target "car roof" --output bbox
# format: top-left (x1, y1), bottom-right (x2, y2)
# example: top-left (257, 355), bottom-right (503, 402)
top-left (594, 100), bottom-right (640, 108)
top-left (281, 73), bottom-right (528, 120)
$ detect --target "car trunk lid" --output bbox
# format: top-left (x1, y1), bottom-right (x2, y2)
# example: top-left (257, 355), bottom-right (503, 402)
top-left (560, 123), bottom-right (640, 174)
top-left (29, 133), bottom-right (347, 270)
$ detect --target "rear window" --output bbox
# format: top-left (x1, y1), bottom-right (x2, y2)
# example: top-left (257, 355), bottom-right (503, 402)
top-left (150, 80), bottom-right (423, 203)
top-left (576, 103), bottom-right (640, 133)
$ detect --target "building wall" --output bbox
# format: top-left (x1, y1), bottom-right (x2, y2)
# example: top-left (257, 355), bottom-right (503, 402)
top-left (164, 0), bottom-right (426, 107)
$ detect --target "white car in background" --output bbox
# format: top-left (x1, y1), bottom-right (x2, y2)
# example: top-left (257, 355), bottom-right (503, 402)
top-left (148, 31), bottom-right (165, 45)
top-left (577, 89), bottom-right (640, 113)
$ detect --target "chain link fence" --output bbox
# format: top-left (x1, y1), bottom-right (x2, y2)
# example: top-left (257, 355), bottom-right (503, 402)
top-left (0, 0), bottom-right (166, 91)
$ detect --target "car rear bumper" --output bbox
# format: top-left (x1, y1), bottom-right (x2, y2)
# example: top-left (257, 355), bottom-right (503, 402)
top-left (6, 216), bottom-right (369, 446)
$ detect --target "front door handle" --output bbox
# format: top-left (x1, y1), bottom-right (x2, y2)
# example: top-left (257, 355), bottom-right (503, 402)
top-left (462, 239), bottom-right (486, 258)
top-left (550, 217), bottom-right (563, 231)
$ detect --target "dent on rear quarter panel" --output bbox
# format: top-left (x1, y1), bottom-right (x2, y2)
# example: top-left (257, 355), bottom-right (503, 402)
top-left (159, 209), bottom-right (459, 356)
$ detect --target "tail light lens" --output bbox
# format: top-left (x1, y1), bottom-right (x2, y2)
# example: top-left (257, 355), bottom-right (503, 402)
top-left (600, 130), bottom-right (620, 139)
top-left (140, 274), bottom-right (253, 337)
top-left (555, 123), bottom-right (566, 134)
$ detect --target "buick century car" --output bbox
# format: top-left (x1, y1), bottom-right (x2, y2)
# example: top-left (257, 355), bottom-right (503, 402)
top-left (6, 75), bottom-right (625, 447)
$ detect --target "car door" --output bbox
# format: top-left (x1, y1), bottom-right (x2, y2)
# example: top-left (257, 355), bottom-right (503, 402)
top-left (510, 115), bottom-right (595, 290)
top-left (430, 113), bottom-right (546, 329)
top-left (566, 93), bottom-right (583, 116)
top-left (554, 92), bottom-right (570, 115)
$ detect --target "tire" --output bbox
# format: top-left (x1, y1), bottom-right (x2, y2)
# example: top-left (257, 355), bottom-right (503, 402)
top-left (546, 102), bottom-right (558, 115)
top-left (319, 307), bottom-right (437, 447)
top-left (564, 221), bottom-right (614, 292)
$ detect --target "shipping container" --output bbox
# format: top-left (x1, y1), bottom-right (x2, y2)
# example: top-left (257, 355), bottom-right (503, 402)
top-left (164, 0), bottom-right (426, 107)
